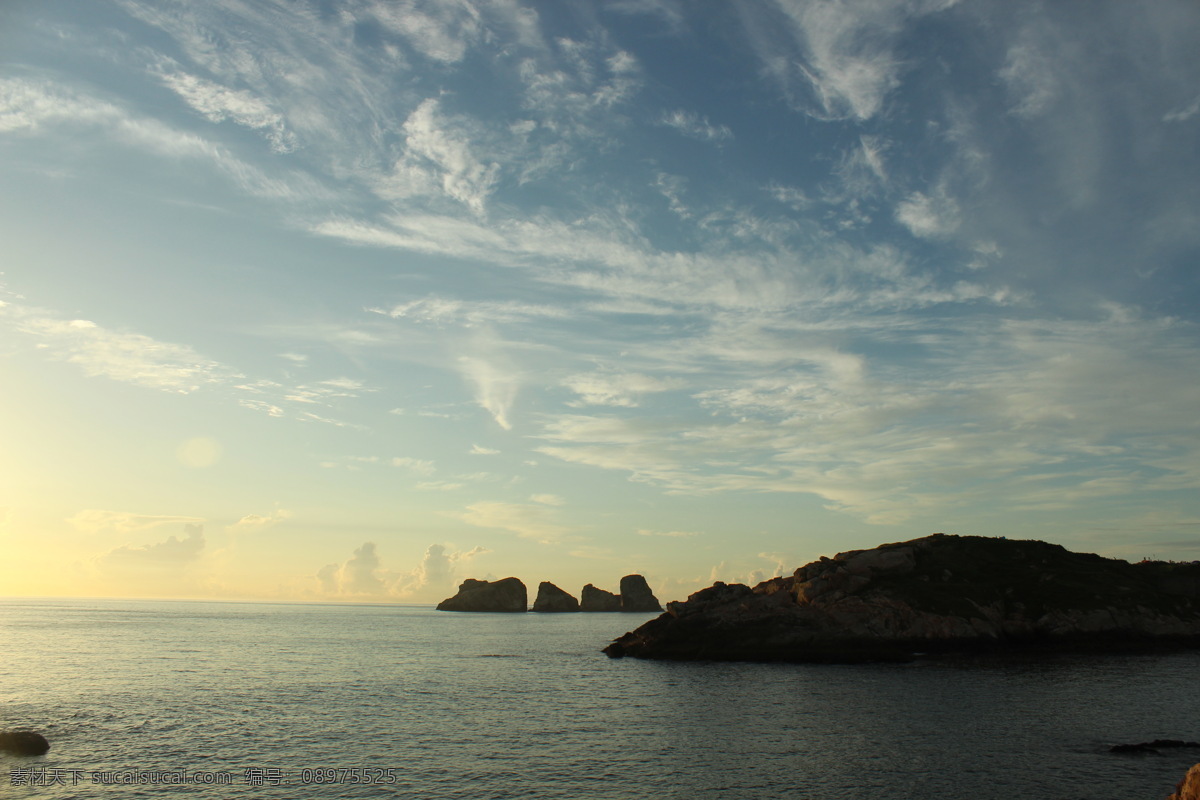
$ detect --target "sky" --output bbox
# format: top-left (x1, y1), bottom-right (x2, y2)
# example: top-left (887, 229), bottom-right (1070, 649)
top-left (1, 0), bottom-right (1199, 604)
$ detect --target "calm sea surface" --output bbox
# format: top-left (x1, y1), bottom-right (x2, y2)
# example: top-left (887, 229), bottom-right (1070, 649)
top-left (2, 598), bottom-right (1199, 799)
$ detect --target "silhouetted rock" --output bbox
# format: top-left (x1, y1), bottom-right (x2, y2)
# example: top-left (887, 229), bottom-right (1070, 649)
top-left (1111, 739), bottom-right (1200, 755)
top-left (580, 583), bottom-right (621, 612)
top-left (604, 534), bottom-right (1200, 661)
top-left (619, 574), bottom-right (662, 612)
top-left (437, 578), bottom-right (527, 612)
top-left (532, 581), bottom-right (580, 612)
top-left (0, 731), bottom-right (50, 756)
top-left (1169, 763), bottom-right (1200, 800)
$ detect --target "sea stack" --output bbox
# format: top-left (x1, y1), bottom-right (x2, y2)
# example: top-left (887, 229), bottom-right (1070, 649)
top-left (532, 581), bottom-right (580, 612)
top-left (619, 574), bottom-right (663, 612)
top-left (604, 533), bottom-right (1200, 662)
top-left (580, 583), bottom-right (621, 611)
top-left (437, 578), bottom-right (527, 612)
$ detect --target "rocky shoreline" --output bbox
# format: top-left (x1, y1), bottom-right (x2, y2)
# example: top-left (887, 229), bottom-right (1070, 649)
top-left (604, 533), bottom-right (1200, 662)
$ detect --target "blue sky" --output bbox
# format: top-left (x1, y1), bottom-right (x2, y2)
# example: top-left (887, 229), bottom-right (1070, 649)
top-left (2, 0), bottom-right (1198, 603)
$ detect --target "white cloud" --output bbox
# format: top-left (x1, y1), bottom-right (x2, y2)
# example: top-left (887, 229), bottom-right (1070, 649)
top-left (895, 190), bottom-right (960, 238)
top-left (1, 302), bottom-right (239, 393)
top-left (748, 0), bottom-right (960, 121)
top-left (390, 97), bottom-right (500, 215)
top-left (459, 500), bottom-right (570, 542)
top-left (659, 109), bottom-right (732, 143)
top-left (459, 352), bottom-right (519, 430)
top-left (1164, 94), bottom-right (1200, 123)
top-left (367, 0), bottom-right (483, 64)
top-left (317, 540), bottom-right (489, 601)
top-left (392, 457), bottom-right (437, 475)
top-left (159, 70), bottom-right (297, 153)
top-left (564, 371), bottom-right (682, 407)
top-left (470, 444), bottom-right (500, 455)
top-left (227, 509), bottom-right (291, 533)
top-left (637, 528), bottom-right (699, 538)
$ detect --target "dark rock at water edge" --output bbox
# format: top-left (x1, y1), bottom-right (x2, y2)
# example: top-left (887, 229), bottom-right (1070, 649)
top-left (619, 574), bottom-right (663, 612)
top-left (0, 731), bottom-right (50, 756)
top-left (437, 578), bottom-right (527, 612)
top-left (1110, 739), bottom-right (1200, 755)
top-left (580, 583), bottom-right (621, 612)
top-left (604, 533), bottom-right (1200, 662)
top-left (532, 581), bottom-right (580, 612)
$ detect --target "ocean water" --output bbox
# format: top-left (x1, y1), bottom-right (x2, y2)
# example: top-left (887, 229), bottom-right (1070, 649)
top-left (2, 599), bottom-right (1198, 799)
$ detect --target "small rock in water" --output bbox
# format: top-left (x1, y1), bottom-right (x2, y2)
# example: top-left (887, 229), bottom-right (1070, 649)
top-left (0, 731), bottom-right (50, 756)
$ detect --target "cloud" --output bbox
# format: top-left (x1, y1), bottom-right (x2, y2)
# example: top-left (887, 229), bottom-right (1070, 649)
top-left (392, 457), bottom-right (437, 474)
top-left (159, 69), bottom-right (297, 153)
top-left (227, 509), bottom-right (291, 533)
top-left (1164, 94), bottom-right (1200, 123)
top-left (744, 0), bottom-right (960, 121)
top-left (529, 494), bottom-right (564, 506)
top-left (103, 523), bottom-right (206, 564)
top-left (659, 109), bottom-right (732, 143)
top-left (564, 371), bottom-right (683, 407)
top-left (386, 97), bottom-right (499, 215)
top-left (1, 302), bottom-right (240, 393)
top-left (69, 510), bottom-right (206, 535)
top-left (0, 77), bottom-right (324, 201)
top-left (316, 540), bottom-right (489, 601)
top-left (459, 352), bottom-right (519, 430)
top-left (895, 190), bottom-right (960, 238)
top-left (367, 0), bottom-right (485, 64)
top-left (637, 529), bottom-right (699, 538)
top-left (459, 500), bottom-right (570, 543)
top-left (471, 444), bottom-right (500, 455)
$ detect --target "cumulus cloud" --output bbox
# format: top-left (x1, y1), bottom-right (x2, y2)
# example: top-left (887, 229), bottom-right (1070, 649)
top-left (316, 541), bottom-right (489, 600)
top-left (103, 523), bottom-right (206, 564)
top-left (385, 97), bottom-right (499, 215)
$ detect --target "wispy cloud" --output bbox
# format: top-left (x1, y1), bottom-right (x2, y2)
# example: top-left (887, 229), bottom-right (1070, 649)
top-left (659, 109), bottom-right (732, 143)
top-left (1, 302), bottom-right (239, 393)
top-left (743, 0), bottom-right (960, 121)
top-left (69, 510), bottom-right (206, 535)
top-left (458, 500), bottom-right (570, 543)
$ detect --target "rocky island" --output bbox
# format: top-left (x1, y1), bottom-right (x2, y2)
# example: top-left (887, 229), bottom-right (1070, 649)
top-left (438, 575), bottom-right (661, 612)
top-left (436, 577), bottom-right (527, 612)
top-left (604, 533), bottom-right (1200, 662)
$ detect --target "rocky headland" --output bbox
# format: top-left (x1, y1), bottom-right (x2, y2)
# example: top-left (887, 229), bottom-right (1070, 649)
top-left (604, 533), bottom-right (1200, 662)
top-left (1169, 764), bottom-right (1200, 800)
top-left (438, 575), bottom-right (661, 612)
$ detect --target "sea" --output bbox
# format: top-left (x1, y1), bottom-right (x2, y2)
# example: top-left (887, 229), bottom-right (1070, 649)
top-left (2, 598), bottom-right (1198, 799)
